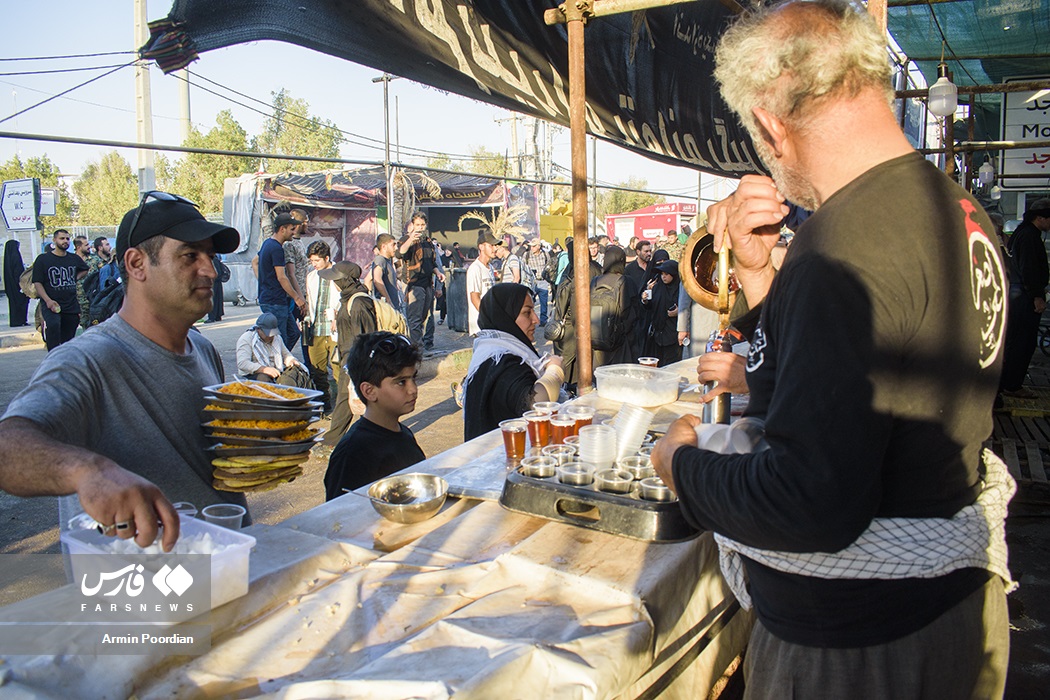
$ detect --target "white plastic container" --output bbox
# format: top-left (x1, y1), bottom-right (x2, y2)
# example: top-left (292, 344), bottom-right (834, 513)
top-left (60, 516), bottom-right (255, 609)
top-left (594, 364), bottom-right (680, 407)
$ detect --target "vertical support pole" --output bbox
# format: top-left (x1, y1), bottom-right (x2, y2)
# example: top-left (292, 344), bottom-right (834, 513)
top-left (567, 6), bottom-right (593, 392)
top-left (133, 0), bottom-right (156, 194)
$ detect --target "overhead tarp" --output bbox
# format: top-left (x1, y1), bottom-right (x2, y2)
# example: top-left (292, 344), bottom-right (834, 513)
top-left (259, 166), bottom-right (504, 209)
top-left (146, 0), bottom-right (762, 179)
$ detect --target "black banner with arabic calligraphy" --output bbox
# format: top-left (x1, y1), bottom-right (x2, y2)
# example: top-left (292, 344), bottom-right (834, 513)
top-left (152, 0), bottom-right (762, 179)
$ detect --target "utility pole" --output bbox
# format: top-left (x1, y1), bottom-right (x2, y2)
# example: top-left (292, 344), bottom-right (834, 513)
top-left (133, 0), bottom-right (156, 193)
top-left (177, 69), bottom-right (191, 143)
top-left (494, 113), bottom-right (523, 177)
top-left (372, 73), bottom-right (400, 234)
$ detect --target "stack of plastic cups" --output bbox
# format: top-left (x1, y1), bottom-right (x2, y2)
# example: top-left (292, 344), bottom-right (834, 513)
top-left (577, 424), bottom-right (617, 469)
top-left (611, 404), bottom-right (655, 460)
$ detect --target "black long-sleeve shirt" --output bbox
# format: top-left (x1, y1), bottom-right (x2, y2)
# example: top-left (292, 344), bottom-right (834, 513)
top-left (672, 153), bottom-right (1005, 647)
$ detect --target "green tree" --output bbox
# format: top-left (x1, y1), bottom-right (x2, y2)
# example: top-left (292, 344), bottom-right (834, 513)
top-left (427, 146), bottom-right (509, 178)
top-left (253, 89), bottom-right (341, 173)
top-left (72, 151), bottom-right (138, 225)
top-left (154, 153), bottom-right (175, 193)
top-left (596, 177), bottom-right (665, 220)
top-left (0, 154), bottom-right (75, 226)
top-left (171, 110), bottom-right (256, 215)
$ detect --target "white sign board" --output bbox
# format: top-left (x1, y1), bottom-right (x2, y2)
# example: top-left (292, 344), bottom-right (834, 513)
top-left (39, 188), bottom-right (57, 217)
top-left (1001, 79), bottom-right (1050, 190)
top-left (1, 178), bottom-right (39, 230)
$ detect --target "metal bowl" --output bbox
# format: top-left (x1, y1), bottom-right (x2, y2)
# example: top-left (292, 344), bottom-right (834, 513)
top-left (368, 473), bottom-right (448, 524)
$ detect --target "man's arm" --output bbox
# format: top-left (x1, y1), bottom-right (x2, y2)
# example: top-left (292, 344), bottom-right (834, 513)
top-left (0, 417), bottom-right (179, 550)
top-left (274, 266), bottom-right (305, 309)
top-left (470, 291), bottom-right (482, 311)
top-left (34, 283), bottom-right (60, 313)
top-left (372, 264), bottom-right (391, 303)
top-left (285, 261), bottom-right (305, 300)
top-left (251, 255), bottom-right (259, 278)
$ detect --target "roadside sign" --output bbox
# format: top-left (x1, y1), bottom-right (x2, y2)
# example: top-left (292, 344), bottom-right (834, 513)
top-left (1, 178), bottom-right (40, 230)
top-left (39, 188), bottom-right (57, 217)
top-left (1000, 78), bottom-right (1050, 190)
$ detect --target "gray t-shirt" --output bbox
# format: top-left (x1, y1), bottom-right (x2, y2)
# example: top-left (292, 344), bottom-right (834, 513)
top-left (2, 315), bottom-right (249, 519)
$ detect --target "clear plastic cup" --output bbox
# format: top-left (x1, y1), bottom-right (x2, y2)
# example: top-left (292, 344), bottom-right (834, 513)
top-left (523, 410), bottom-right (552, 447)
top-left (542, 444), bottom-right (577, 465)
top-left (550, 415), bottom-right (577, 444)
top-left (520, 455), bottom-right (557, 478)
top-left (563, 435), bottom-right (581, 448)
top-left (172, 501), bottom-right (198, 519)
top-left (556, 462), bottom-right (595, 486)
top-left (201, 504), bottom-right (246, 529)
top-left (532, 401), bottom-right (561, 415)
top-left (563, 405), bottom-right (596, 431)
top-left (638, 357), bottom-right (660, 367)
top-left (618, 455), bottom-right (655, 481)
top-left (499, 418), bottom-right (528, 461)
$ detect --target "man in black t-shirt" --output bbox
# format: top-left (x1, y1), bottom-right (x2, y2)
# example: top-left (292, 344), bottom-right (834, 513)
top-left (651, 3), bottom-right (1011, 697)
top-left (999, 197), bottom-right (1050, 396)
top-left (623, 238), bottom-right (652, 289)
top-left (32, 229), bottom-right (89, 350)
top-left (396, 211), bottom-right (445, 349)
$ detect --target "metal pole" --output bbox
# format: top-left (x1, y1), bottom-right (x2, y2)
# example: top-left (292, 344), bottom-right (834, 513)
top-left (133, 0), bottom-right (156, 193)
top-left (176, 69), bottom-right (191, 143)
top-left (566, 3), bottom-right (594, 392)
top-left (372, 74), bottom-right (393, 234)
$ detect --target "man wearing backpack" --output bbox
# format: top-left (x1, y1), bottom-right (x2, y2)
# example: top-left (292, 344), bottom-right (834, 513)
top-left (523, 237), bottom-right (550, 325)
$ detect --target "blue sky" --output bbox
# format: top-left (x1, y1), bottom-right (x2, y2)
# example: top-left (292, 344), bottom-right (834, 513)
top-left (0, 1), bottom-right (727, 202)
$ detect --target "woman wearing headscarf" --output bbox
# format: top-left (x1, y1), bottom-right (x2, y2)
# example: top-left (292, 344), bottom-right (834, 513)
top-left (642, 259), bottom-right (683, 366)
top-left (3, 240), bottom-right (30, 327)
top-left (463, 283), bottom-right (564, 440)
top-left (318, 261), bottom-right (378, 445)
top-left (590, 245), bottom-right (641, 367)
top-left (551, 238), bottom-right (602, 391)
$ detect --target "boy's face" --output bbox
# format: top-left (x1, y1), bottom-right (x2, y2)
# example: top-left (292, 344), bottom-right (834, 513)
top-left (309, 254), bottom-right (330, 271)
top-left (367, 366), bottom-right (419, 417)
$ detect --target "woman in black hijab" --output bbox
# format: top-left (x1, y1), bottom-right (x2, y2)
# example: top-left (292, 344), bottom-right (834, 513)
top-left (463, 283), bottom-right (564, 440)
top-left (642, 259), bottom-right (683, 366)
top-left (3, 240), bottom-right (30, 327)
top-left (591, 245), bottom-right (640, 367)
top-left (318, 261), bottom-right (378, 445)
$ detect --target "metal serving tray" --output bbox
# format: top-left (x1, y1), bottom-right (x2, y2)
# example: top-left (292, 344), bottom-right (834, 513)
top-left (499, 469), bottom-right (700, 542)
top-left (201, 416), bottom-right (319, 437)
top-left (202, 380), bottom-right (323, 407)
top-left (205, 440), bottom-right (321, 456)
top-left (203, 428), bottom-right (325, 447)
top-left (202, 400), bottom-right (324, 416)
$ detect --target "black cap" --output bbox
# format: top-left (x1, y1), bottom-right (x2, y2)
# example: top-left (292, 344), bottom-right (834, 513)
top-left (317, 260), bottom-right (362, 282)
top-left (116, 194), bottom-right (240, 261)
top-left (478, 230), bottom-right (502, 247)
top-left (272, 213), bottom-right (299, 230)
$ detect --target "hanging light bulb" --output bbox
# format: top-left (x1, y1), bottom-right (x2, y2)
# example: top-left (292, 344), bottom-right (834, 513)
top-left (928, 63), bottom-right (958, 118)
top-left (979, 159), bottom-right (995, 186)
top-left (990, 185), bottom-right (1002, 201)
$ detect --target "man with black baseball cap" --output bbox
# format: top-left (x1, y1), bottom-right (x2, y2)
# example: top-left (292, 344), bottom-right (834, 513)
top-left (466, 229), bottom-right (501, 335)
top-left (0, 192), bottom-right (246, 552)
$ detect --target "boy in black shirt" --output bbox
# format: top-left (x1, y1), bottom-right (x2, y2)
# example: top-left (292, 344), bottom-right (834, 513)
top-left (324, 332), bottom-right (425, 500)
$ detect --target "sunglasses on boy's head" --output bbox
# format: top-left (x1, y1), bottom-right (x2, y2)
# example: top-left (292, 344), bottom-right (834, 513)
top-left (368, 334), bottom-right (412, 359)
top-left (127, 191), bottom-right (198, 245)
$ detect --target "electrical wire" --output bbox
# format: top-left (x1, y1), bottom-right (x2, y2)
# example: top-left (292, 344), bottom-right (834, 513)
top-left (0, 64), bottom-right (133, 78)
top-left (0, 79), bottom-right (182, 120)
top-left (179, 69), bottom-right (506, 164)
top-left (0, 61), bottom-right (136, 125)
top-left (0, 50), bottom-right (135, 62)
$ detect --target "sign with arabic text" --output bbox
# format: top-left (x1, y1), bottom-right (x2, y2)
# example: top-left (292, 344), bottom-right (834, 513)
top-left (1, 178), bottom-right (40, 230)
top-left (1001, 78), bottom-right (1050, 190)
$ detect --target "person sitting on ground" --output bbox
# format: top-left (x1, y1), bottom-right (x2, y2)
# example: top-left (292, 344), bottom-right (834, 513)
top-left (463, 283), bottom-right (564, 440)
top-left (235, 312), bottom-right (306, 384)
top-left (324, 331), bottom-right (424, 500)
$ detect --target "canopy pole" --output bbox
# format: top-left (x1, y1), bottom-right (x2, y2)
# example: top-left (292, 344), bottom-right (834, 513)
top-left (559, 1), bottom-right (595, 392)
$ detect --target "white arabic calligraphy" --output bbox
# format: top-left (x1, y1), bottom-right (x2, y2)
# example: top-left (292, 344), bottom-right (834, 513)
top-left (81, 564), bottom-right (146, 597)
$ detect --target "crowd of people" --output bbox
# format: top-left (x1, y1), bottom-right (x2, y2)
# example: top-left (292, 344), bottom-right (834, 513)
top-left (0, 2), bottom-right (1042, 694)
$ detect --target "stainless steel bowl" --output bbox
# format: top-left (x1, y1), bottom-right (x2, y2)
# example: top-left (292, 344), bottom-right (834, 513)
top-left (368, 473), bottom-right (448, 524)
